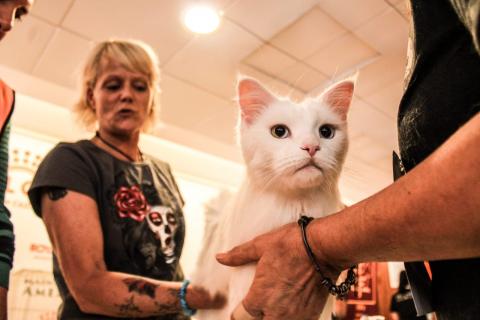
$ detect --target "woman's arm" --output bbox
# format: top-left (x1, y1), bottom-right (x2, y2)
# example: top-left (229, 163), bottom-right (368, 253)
top-left (42, 190), bottom-right (223, 318)
top-left (0, 287), bottom-right (6, 320)
top-left (309, 111), bottom-right (480, 267)
top-left (218, 111), bottom-right (480, 318)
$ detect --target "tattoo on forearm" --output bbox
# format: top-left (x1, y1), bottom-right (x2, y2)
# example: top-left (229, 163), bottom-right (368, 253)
top-left (115, 296), bottom-right (142, 316)
top-left (123, 278), bottom-right (158, 298)
top-left (46, 187), bottom-right (68, 201)
top-left (154, 288), bottom-right (180, 314)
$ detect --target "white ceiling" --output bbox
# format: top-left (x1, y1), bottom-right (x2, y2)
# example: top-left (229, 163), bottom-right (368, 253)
top-left (0, 0), bottom-right (409, 203)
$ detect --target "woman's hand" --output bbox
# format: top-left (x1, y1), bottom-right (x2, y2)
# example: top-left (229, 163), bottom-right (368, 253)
top-left (217, 222), bottom-right (336, 320)
top-left (186, 285), bottom-right (226, 310)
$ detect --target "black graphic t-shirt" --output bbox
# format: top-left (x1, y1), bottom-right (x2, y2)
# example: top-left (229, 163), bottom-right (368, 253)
top-left (28, 140), bottom-right (188, 320)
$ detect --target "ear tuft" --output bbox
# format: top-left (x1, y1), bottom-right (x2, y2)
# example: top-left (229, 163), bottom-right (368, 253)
top-left (237, 77), bottom-right (274, 125)
top-left (323, 79), bottom-right (355, 120)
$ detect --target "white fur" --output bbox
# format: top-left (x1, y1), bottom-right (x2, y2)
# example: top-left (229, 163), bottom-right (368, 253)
top-left (192, 78), bottom-right (354, 320)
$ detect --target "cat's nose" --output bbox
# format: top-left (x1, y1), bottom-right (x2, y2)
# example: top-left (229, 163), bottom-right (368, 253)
top-left (301, 145), bottom-right (320, 157)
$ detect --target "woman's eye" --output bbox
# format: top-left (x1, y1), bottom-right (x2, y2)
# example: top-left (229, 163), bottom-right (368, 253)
top-left (14, 7), bottom-right (28, 21)
top-left (319, 125), bottom-right (335, 139)
top-left (270, 124), bottom-right (290, 139)
top-left (105, 82), bottom-right (121, 91)
top-left (133, 82), bottom-right (148, 92)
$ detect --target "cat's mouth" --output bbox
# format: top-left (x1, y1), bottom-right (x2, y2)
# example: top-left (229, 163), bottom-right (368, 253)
top-left (295, 161), bottom-right (322, 173)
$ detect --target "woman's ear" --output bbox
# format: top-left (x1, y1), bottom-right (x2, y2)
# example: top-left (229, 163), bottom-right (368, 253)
top-left (87, 87), bottom-right (95, 111)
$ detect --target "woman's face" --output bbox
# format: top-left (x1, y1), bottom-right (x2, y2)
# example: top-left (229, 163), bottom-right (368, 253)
top-left (89, 60), bottom-right (152, 137)
top-left (0, 0), bottom-right (33, 40)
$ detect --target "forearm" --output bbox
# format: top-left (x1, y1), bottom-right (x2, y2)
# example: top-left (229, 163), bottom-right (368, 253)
top-left (310, 112), bottom-right (480, 268)
top-left (73, 271), bottom-right (200, 317)
top-left (0, 287), bottom-right (6, 320)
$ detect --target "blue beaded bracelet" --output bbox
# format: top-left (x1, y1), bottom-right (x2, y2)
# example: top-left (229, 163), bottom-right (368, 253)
top-left (179, 280), bottom-right (197, 316)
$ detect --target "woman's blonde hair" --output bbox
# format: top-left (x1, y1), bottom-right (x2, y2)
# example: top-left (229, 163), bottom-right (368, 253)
top-left (74, 39), bottom-right (161, 131)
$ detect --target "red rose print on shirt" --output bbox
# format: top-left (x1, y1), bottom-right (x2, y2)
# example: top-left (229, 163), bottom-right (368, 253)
top-left (114, 185), bottom-right (150, 222)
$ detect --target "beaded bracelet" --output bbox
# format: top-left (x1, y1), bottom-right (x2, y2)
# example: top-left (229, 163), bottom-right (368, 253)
top-left (179, 280), bottom-right (197, 316)
top-left (297, 215), bottom-right (357, 299)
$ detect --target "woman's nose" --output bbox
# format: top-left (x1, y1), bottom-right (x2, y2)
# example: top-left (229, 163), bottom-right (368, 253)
top-left (120, 86), bottom-right (134, 102)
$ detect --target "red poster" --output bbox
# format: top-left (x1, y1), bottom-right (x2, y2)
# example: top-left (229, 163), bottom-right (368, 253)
top-left (344, 262), bottom-right (379, 319)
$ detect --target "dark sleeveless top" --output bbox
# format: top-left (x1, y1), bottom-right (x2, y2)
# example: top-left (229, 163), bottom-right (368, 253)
top-left (398, 1), bottom-right (480, 319)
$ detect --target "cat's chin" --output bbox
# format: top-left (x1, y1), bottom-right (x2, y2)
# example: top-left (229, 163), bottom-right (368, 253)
top-left (290, 167), bottom-right (325, 189)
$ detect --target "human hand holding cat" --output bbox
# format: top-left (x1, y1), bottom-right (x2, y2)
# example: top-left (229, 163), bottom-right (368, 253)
top-left (217, 222), bottom-right (336, 320)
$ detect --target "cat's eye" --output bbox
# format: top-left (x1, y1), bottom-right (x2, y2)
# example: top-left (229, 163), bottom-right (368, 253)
top-left (319, 125), bottom-right (335, 139)
top-left (270, 124), bottom-right (290, 139)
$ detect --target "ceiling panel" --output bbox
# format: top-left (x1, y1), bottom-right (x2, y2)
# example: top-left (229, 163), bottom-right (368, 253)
top-left (30, 0), bottom-right (75, 25)
top-left (355, 55), bottom-right (406, 98)
top-left (316, 0), bottom-right (389, 30)
top-left (364, 79), bottom-right (404, 118)
top-left (238, 64), bottom-right (306, 102)
top-left (348, 97), bottom-right (397, 146)
top-left (394, 1), bottom-right (410, 19)
top-left (32, 29), bottom-right (93, 89)
top-left (244, 44), bottom-right (297, 79)
top-left (164, 19), bottom-right (261, 99)
top-left (340, 157), bottom-right (391, 203)
top-left (276, 62), bottom-right (328, 92)
top-left (270, 7), bottom-right (346, 60)
top-left (160, 74), bottom-right (233, 129)
top-left (348, 133), bottom-right (390, 164)
top-left (62, 0), bottom-right (195, 64)
top-left (0, 16), bottom-right (55, 73)
top-left (192, 106), bottom-right (238, 146)
top-left (0, 0), bottom-right (412, 195)
top-left (306, 33), bottom-right (378, 78)
top-left (225, 0), bottom-right (318, 40)
top-left (354, 7), bottom-right (408, 54)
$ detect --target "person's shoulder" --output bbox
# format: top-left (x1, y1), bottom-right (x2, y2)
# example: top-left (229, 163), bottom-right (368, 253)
top-left (42, 140), bottom-right (96, 164)
top-left (52, 139), bottom-right (98, 153)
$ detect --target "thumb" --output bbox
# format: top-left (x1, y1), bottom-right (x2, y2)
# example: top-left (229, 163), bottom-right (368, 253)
top-left (216, 239), bottom-right (261, 266)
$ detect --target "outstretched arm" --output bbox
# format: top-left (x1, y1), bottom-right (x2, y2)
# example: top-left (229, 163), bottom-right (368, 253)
top-left (218, 111), bottom-right (480, 318)
top-left (42, 190), bottom-right (224, 318)
top-left (0, 287), bottom-right (6, 320)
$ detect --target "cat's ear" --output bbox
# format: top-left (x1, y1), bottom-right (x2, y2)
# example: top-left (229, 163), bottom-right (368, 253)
top-left (322, 79), bottom-right (355, 120)
top-left (237, 78), bottom-right (274, 125)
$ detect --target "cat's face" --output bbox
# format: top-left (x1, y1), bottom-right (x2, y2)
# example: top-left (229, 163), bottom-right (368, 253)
top-left (237, 78), bottom-right (354, 193)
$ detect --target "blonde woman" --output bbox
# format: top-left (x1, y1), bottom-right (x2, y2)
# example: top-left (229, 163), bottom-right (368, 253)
top-left (28, 39), bottom-right (223, 319)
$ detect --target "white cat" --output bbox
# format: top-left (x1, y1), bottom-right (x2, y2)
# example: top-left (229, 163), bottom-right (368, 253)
top-left (192, 76), bottom-right (355, 320)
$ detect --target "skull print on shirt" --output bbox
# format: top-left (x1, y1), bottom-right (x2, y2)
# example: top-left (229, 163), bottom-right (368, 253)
top-left (146, 205), bottom-right (178, 264)
top-left (112, 161), bottom-right (185, 280)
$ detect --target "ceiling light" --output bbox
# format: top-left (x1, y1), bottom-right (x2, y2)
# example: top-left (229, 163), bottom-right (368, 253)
top-left (183, 5), bottom-right (221, 34)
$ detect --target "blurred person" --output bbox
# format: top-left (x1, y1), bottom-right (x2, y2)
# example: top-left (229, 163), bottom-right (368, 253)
top-left (390, 271), bottom-right (426, 320)
top-left (0, 1), bottom-right (34, 319)
top-left (28, 39), bottom-right (224, 319)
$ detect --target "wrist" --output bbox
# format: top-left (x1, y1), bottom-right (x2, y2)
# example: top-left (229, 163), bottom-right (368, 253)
top-left (298, 215), bottom-right (357, 299)
top-left (307, 216), bottom-right (353, 274)
top-left (179, 280), bottom-right (196, 316)
top-left (178, 280), bottom-right (197, 317)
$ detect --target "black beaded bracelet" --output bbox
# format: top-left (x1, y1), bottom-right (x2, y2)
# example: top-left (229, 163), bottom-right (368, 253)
top-left (297, 215), bottom-right (357, 299)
